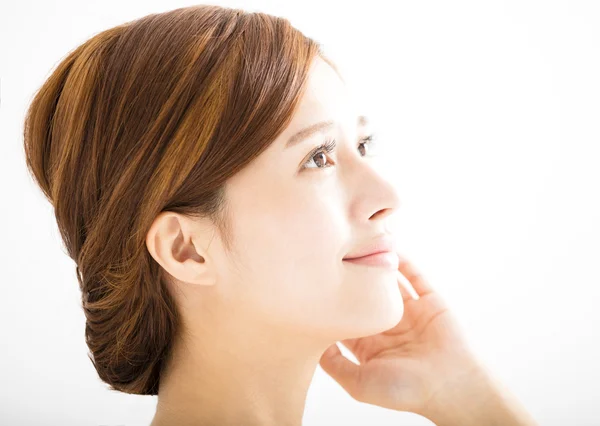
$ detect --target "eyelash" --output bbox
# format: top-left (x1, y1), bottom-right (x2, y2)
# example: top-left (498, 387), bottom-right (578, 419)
top-left (301, 134), bottom-right (378, 170)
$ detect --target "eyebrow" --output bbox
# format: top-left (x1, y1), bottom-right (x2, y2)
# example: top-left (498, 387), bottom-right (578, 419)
top-left (285, 115), bottom-right (369, 149)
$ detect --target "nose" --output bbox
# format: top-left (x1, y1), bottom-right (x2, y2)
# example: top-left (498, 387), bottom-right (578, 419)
top-left (349, 160), bottom-right (402, 224)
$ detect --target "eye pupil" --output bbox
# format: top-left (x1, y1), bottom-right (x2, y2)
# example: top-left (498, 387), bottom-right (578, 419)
top-left (358, 143), bottom-right (367, 156)
top-left (314, 152), bottom-right (328, 167)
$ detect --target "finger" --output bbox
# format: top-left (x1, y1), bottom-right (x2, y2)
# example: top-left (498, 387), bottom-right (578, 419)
top-left (340, 337), bottom-right (359, 353)
top-left (339, 338), bottom-right (367, 363)
top-left (397, 256), bottom-right (433, 298)
top-left (319, 343), bottom-right (362, 398)
top-left (397, 270), bottom-right (418, 302)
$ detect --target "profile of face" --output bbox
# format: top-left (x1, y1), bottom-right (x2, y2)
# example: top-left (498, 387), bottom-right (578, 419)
top-left (149, 56), bottom-right (404, 347)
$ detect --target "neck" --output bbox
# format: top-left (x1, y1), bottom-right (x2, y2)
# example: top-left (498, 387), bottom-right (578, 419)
top-left (150, 315), bottom-right (328, 426)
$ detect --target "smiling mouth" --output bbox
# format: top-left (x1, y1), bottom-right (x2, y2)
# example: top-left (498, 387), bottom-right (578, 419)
top-left (342, 251), bottom-right (399, 268)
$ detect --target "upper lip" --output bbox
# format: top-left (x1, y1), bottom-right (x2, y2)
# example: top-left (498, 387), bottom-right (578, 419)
top-left (343, 235), bottom-right (396, 260)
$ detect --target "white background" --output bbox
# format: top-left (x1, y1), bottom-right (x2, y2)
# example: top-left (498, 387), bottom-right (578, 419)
top-left (1, 0), bottom-right (599, 425)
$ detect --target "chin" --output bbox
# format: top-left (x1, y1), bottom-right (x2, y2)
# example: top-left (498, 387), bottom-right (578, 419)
top-left (345, 285), bottom-right (405, 339)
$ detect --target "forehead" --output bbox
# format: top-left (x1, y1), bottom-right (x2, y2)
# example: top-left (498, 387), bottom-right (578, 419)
top-left (285, 57), bottom-right (359, 134)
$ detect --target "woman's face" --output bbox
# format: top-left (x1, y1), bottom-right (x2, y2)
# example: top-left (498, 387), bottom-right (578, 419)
top-left (196, 56), bottom-right (404, 342)
top-left (152, 56), bottom-right (404, 347)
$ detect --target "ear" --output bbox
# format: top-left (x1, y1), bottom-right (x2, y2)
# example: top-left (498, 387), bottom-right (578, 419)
top-left (145, 211), bottom-right (216, 286)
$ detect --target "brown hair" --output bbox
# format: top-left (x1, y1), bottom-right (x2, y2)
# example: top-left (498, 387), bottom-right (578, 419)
top-left (22, 5), bottom-right (337, 395)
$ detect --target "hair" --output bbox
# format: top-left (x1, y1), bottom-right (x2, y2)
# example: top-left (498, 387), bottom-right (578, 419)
top-left (22, 4), bottom-right (339, 396)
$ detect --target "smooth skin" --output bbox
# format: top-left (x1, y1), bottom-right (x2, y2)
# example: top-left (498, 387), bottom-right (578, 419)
top-left (320, 255), bottom-right (470, 415)
top-left (321, 256), bottom-right (539, 425)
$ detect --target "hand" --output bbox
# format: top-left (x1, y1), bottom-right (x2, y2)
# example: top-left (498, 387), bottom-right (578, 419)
top-left (319, 255), bottom-right (481, 416)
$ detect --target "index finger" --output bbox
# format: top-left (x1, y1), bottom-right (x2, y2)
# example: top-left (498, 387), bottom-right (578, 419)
top-left (397, 255), bottom-right (434, 298)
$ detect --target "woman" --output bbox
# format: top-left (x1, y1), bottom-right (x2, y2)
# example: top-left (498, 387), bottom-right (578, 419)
top-left (22, 5), bottom-right (538, 425)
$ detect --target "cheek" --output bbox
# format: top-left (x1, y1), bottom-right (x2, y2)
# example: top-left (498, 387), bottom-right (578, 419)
top-left (224, 178), bottom-right (402, 333)
top-left (280, 192), bottom-right (346, 261)
top-left (256, 198), bottom-right (345, 279)
top-left (232, 196), bottom-right (347, 302)
top-left (226, 198), bottom-right (403, 337)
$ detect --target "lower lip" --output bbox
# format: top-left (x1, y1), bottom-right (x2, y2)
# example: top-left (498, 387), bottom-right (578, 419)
top-left (343, 252), bottom-right (399, 269)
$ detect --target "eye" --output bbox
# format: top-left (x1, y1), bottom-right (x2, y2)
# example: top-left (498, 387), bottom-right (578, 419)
top-left (301, 139), bottom-right (337, 170)
top-left (301, 134), bottom-right (379, 170)
top-left (357, 133), bottom-right (378, 157)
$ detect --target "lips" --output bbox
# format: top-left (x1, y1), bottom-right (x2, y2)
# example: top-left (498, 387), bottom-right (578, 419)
top-left (343, 251), bottom-right (399, 268)
top-left (343, 235), bottom-right (396, 260)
